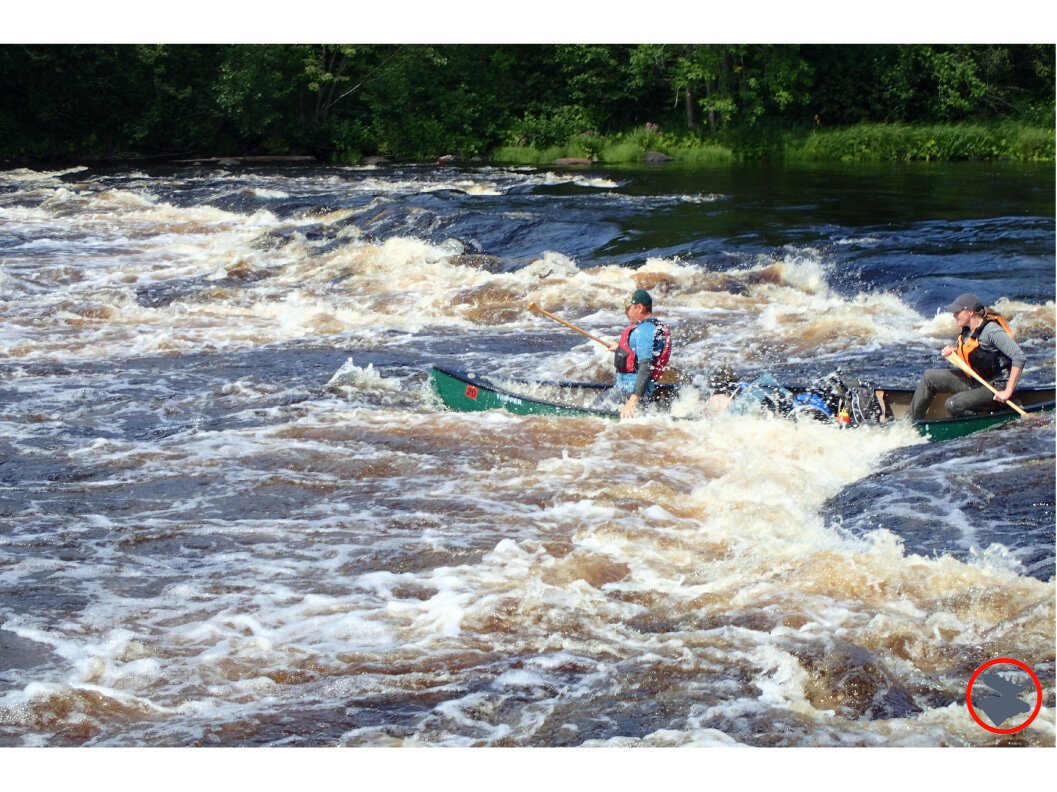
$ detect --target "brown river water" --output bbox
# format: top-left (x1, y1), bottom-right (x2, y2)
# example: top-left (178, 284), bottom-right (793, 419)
top-left (0, 162), bottom-right (1052, 769)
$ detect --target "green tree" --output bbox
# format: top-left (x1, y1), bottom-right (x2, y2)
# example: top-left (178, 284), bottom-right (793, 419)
top-left (124, 45), bottom-right (229, 153)
top-left (0, 45), bottom-right (158, 156)
top-left (817, 45), bottom-right (1056, 124)
top-left (1, 43), bottom-right (1052, 163)
top-left (359, 45), bottom-right (541, 157)
top-left (213, 44), bottom-right (314, 152)
top-left (630, 44), bottom-right (810, 134)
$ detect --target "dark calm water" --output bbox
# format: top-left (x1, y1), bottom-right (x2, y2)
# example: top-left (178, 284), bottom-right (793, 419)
top-left (0, 160), bottom-right (1053, 748)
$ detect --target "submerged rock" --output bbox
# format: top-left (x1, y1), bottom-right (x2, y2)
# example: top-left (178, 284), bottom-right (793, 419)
top-left (447, 254), bottom-right (509, 273)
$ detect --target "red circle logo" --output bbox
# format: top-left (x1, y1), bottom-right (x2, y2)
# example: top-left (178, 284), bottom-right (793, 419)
top-left (966, 658), bottom-right (1042, 734)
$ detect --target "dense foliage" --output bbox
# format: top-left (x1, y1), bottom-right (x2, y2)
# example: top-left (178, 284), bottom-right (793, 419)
top-left (1, 44), bottom-right (1053, 163)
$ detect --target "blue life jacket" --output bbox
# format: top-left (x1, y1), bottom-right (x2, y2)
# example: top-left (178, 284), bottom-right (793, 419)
top-left (614, 318), bottom-right (672, 381)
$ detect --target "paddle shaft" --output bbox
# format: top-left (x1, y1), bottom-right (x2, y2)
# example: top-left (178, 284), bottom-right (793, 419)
top-left (947, 352), bottom-right (1028, 416)
top-left (527, 302), bottom-right (610, 347)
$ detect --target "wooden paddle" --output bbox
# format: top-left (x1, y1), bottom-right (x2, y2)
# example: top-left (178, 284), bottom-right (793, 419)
top-left (526, 302), bottom-right (610, 347)
top-left (526, 302), bottom-right (686, 385)
top-left (947, 352), bottom-right (1028, 417)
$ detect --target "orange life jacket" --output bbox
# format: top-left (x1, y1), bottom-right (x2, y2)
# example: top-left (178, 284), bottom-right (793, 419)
top-left (956, 314), bottom-right (1015, 380)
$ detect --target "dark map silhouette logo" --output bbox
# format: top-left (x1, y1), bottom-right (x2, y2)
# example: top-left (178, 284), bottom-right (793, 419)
top-left (966, 658), bottom-right (1042, 734)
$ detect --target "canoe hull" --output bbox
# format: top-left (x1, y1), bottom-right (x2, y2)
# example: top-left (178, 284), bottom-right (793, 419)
top-left (429, 365), bottom-right (617, 419)
top-left (878, 385), bottom-right (1055, 440)
top-left (909, 404), bottom-right (1052, 441)
top-left (429, 365), bottom-right (1055, 441)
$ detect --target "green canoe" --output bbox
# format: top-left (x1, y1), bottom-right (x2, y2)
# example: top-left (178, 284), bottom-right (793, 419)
top-left (882, 382), bottom-right (1055, 441)
top-left (428, 365), bottom-right (1054, 441)
top-left (429, 365), bottom-right (621, 419)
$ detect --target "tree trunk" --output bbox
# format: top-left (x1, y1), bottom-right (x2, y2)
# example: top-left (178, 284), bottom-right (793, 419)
top-left (685, 85), bottom-right (699, 130)
top-left (705, 81), bottom-right (716, 133)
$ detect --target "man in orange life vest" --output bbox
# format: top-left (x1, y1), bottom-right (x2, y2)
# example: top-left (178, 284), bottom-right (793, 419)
top-left (607, 288), bottom-right (672, 419)
top-left (909, 292), bottom-right (1025, 419)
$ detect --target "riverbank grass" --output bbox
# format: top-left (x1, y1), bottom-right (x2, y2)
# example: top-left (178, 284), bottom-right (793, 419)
top-left (489, 121), bottom-right (1054, 165)
top-left (491, 132), bottom-right (735, 166)
top-left (784, 122), bottom-right (1055, 162)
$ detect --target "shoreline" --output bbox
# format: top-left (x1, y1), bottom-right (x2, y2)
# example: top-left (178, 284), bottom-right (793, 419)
top-left (3, 122), bottom-right (1054, 172)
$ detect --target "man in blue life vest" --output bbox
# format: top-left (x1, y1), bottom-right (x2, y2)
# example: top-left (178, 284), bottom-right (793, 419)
top-left (909, 292), bottom-right (1026, 419)
top-left (607, 288), bottom-right (672, 419)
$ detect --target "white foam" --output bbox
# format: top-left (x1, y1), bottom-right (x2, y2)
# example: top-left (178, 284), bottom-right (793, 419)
top-left (1, 164), bottom-right (1051, 749)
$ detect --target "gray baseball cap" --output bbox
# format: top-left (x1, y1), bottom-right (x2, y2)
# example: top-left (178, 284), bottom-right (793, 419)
top-left (944, 292), bottom-right (985, 313)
